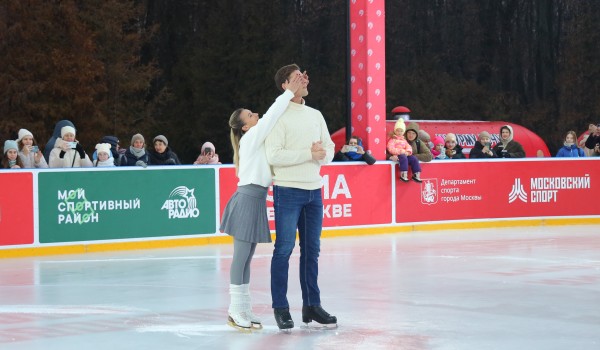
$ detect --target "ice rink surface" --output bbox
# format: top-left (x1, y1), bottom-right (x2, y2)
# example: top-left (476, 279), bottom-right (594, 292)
top-left (1, 225), bottom-right (599, 350)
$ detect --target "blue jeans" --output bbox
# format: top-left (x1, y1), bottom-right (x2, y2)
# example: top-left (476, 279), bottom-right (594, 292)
top-left (271, 186), bottom-right (322, 309)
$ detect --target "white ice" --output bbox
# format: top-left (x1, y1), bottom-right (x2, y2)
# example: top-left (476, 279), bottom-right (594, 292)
top-left (1, 225), bottom-right (599, 350)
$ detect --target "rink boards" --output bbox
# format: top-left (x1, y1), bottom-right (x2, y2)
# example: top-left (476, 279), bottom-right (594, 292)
top-left (1, 158), bottom-right (599, 257)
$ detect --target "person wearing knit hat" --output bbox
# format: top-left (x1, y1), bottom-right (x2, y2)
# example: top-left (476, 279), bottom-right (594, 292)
top-left (387, 119), bottom-right (421, 182)
top-left (394, 119), bottom-right (406, 133)
top-left (61, 126), bottom-right (76, 138)
top-left (470, 130), bottom-right (497, 159)
top-left (193, 141), bottom-right (221, 165)
top-left (405, 122), bottom-right (432, 166)
top-left (120, 133), bottom-right (149, 167)
top-left (48, 122), bottom-right (92, 168)
top-left (16, 129), bottom-right (33, 143)
top-left (98, 136), bottom-right (121, 165)
top-left (93, 143), bottom-right (116, 167)
top-left (16, 128), bottom-right (48, 168)
top-left (492, 125), bottom-right (526, 158)
top-left (444, 133), bottom-right (466, 159)
top-left (431, 136), bottom-right (447, 159)
top-left (418, 129), bottom-right (432, 149)
top-left (131, 133), bottom-right (144, 147)
top-left (148, 135), bottom-right (181, 166)
top-left (153, 135), bottom-right (168, 146)
top-left (43, 119), bottom-right (74, 162)
top-left (2, 140), bottom-right (24, 169)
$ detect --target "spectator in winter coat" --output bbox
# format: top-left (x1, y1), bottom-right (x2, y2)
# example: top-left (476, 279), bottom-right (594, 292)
top-left (405, 122), bottom-right (432, 163)
top-left (444, 133), bottom-right (466, 159)
top-left (431, 136), bottom-right (446, 160)
top-left (193, 142), bottom-right (221, 165)
top-left (44, 120), bottom-right (74, 162)
top-left (585, 123), bottom-right (600, 155)
top-left (93, 143), bottom-right (116, 167)
top-left (556, 131), bottom-right (585, 157)
top-left (492, 125), bottom-right (525, 158)
top-left (387, 119), bottom-right (422, 182)
top-left (148, 135), bottom-right (181, 165)
top-left (333, 135), bottom-right (376, 165)
top-left (2, 140), bottom-right (24, 169)
top-left (16, 128), bottom-right (48, 168)
top-left (120, 133), bottom-right (149, 167)
top-left (469, 131), bottom-right (497, 159)
top-left (48, 126), bottom-right (93, 168)
top-left (418, 129), bottom-right (433, 150)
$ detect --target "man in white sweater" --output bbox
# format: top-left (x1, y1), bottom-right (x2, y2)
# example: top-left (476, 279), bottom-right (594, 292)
top-left (265, 64), bottom-right (337, 330)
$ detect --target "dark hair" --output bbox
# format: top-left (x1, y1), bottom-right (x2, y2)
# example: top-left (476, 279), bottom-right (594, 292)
top-left (274, 64), bottom-right (300, 92)
top-left (1, 151), bottom-right (25, 169)
top-left (349, 135), bottom-right (361, 143)
top-left (17, 138), bottom-right (38, 150)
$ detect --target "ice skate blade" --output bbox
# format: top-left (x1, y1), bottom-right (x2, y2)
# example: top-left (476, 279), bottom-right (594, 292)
top-left (251, 323), bottom-right (263, 330)
top-left (302, 322), bottom-right (338, 330)
top-left (227, 317), bottom-right (252, 332)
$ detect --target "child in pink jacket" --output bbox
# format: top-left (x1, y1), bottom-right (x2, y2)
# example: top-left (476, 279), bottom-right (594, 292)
top-left (386, 119), bottom-right (422, 182)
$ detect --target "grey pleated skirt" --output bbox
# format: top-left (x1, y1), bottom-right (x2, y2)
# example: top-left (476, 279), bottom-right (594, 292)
top-left (219, 184), bottom-right (271, 243)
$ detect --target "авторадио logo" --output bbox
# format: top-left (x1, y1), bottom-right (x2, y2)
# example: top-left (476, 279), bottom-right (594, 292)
top-left (161, 186), bottom-right (200, 219)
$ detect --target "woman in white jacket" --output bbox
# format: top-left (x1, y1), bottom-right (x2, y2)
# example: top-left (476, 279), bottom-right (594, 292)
top-left (220, 72), bottom-right (304, 330)
top-left (49, 126), bottom-right (93, 168)
top-left (16, 128), bottom-right (48, 168)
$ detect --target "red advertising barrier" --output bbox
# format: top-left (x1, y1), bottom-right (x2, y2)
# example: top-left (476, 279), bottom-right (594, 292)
top-left (396, 159), bottom-right (599, 223)
top-left (218, 163), bottom-right (393, 230)
top-left (0, 172), bottom-right (34, 246)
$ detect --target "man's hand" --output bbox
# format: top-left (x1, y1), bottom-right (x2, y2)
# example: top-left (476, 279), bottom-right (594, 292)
top-left (311, 141), bottom-right (326, 160)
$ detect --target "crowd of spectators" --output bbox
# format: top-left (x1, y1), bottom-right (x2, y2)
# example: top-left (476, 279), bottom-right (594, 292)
top-left (1, 120), bottom-right (221, 169)
top-left (2, 119), bottom-right (599, 169)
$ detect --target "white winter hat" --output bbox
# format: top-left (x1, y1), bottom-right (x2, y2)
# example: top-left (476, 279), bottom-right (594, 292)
top-left (95, 143), bottom-right (111, 156)
top-left (61, 126), bottom-right (76, 137)
top-left (16, 129), bottom-right (34, 142)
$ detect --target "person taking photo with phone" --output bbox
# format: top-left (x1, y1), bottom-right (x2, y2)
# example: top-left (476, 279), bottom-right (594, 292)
top-left (16, 128), bottom-right (48, 168)
top-left (584, 123), bottom-right (600, 156)
top-left (469, 131), bottom-right (497, 159)
top-left (193, 142), bottom-right (221, 165)
top-left (492, 125), bottom-right (525, 158)
top-left (333, 135), bottom-right (376, 165)
top-left (49, 126), bottom-right (93, 168)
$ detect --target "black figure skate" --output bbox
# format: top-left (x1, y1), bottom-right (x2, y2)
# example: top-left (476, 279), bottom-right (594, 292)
top-left (302, 305), bottom-right (338, 329)
top-left (274, 308), bottom-right (294, 331)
